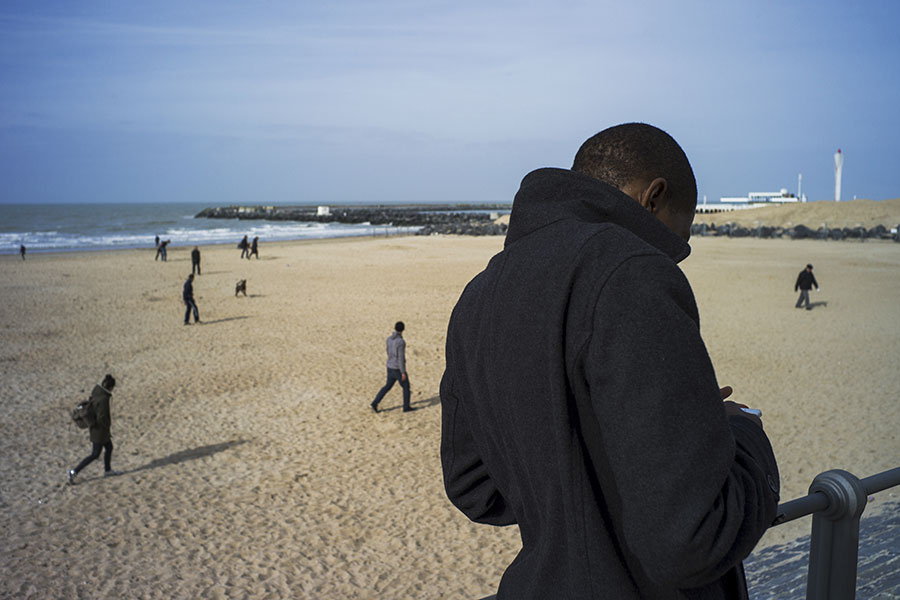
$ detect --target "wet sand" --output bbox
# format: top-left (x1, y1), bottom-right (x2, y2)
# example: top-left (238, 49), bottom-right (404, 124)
top-left (1, 235), bottom-right (898, 598)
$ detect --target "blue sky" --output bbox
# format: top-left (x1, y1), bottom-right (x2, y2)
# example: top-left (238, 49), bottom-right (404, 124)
top-left (1, 1), bottom-right (898, 204)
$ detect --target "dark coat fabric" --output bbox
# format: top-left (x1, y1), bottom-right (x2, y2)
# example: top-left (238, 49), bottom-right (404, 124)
top-left (191, 248), bottom-right (201, 265)
top-left (183, 278), bottom-right (194, 302)
top-left (440, 168), bottom-right (780, 599)
top-left (795, 270), bottom-right (818, 291)
top-left (88, 384), bottom-right (112, 444)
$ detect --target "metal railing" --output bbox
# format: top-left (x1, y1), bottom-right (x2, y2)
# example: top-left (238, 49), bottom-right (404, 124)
top-left (477, 466), bottom-right (900, 600)
top-left (771, 466), bottom-right (900, 599)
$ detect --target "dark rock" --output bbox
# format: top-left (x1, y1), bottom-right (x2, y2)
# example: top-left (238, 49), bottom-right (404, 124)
top-left (868, 225), bottom-right (889, 239)
top-left (846, 226), bottom-right (868, 239)
top-left (789, 225), bottom-right (814, 240)
top-left (416, 222), bottom-right (507, 236)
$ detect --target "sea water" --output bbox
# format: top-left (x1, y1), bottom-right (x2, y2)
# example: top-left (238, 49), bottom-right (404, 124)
top-left (0, 203), bottom-right (418, 254)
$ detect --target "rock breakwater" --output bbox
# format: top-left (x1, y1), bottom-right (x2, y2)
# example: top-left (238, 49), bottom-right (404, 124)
top-left (197, 205), bottom-right (899, 240)
top-left (196, 204), bottom-right (510, 236)
top-left (692, 222), bottom-right (900, 241)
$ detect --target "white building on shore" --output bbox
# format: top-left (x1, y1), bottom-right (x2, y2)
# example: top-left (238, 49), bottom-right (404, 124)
top-left (697, 188), bottom-right (807, 214)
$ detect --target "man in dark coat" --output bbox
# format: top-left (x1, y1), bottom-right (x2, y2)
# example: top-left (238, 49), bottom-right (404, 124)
top-left (191, 245), bottom-right (201, 275)
top-left (239, 235), bottom-right (250, 259)
top-left (183, 274), bottom-right (200, 325)
top-left (441, 123), bottom-right (780, 599)
top-left (68, 374), bottom-right (119, 483)
top-left (794, 263), bottom-right (819, 310)
top-left (249, 236), bottom-right (259, 259)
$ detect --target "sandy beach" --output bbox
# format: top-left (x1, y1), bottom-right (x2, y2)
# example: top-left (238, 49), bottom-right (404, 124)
top-left (1, 234), bottom-right (898, 599)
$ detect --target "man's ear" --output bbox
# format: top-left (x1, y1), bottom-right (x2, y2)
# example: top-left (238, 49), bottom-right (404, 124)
top-left (638, 177), bottom-right (669, 214)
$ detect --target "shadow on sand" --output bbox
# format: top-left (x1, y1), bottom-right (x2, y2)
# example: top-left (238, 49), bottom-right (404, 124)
top-left (197, 316), bottom-right (251, 325)
top-left (799, 301), bottom-right (828, 310)
top-left (380, 394), bottom-right (442, 414)
top-left (126, 440), bottom-right (248, 475)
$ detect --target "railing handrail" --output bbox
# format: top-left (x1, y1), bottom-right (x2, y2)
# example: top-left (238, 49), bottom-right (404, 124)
top-left (766, 465), bottom-right (900, 600)
top-left (773, 490), bottom-right (830, 526)
top-left (860, 465), bottom-right (900, 495)
top-left (772, 466), bottom-right (900, 526)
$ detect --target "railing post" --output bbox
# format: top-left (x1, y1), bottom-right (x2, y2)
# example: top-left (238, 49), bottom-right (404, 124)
top-left (805, 469), bottom-right (867, 600)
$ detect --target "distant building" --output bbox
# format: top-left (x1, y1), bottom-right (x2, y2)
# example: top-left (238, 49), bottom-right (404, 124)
top-left (697, 189), bottom-right (807, 214)
top-left (317, 206), bottom-right (331, 216)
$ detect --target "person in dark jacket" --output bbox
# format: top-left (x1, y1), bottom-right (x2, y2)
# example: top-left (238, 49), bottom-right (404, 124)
top-left (249, 236), bottom-right (259, 259)
top-left (68, 374), bottom-right (120, 484)
top-left (155, 239), bottom-right (169, 261)
top-left (191, 245), bottom-right (201, 275)
top-left (371, 321), bottom-right (413, 413)
top-left (441, 123), bottom-right (780, 600)
top-left (20, 244), bottom-right (26, 260)
top-left (239, 235), bottom-right (250, 259)
top-left (183, 273), bottom-right (200, 325)
top-left (794, 263), bottom-right (819, 310)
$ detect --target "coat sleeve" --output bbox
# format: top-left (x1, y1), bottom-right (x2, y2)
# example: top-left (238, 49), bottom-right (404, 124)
top-left (398, 338), bottom-right (407, 374)
top-left (440, 371), bottom-right (516, 526)
top-left (92, 387), bottom-right (111, 431)
top-left (583, 254), bottom-right (779, 589)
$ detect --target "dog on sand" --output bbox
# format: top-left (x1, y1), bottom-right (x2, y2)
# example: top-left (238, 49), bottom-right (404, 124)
top-left (235, 279), bottom-right (247, 297)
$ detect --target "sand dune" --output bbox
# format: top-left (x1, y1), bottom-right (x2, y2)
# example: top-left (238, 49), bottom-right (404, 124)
top-left (695, 197), bottom-right (900, 229)
top-left (1, 236), bottom-right (898, 598)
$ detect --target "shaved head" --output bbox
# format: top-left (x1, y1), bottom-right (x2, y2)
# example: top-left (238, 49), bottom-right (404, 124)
top-left (572, 123), bottom-right (697, 212)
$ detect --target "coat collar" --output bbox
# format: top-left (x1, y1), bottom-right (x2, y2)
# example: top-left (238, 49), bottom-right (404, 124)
top-left (504, 168), bottom-right (691, 263)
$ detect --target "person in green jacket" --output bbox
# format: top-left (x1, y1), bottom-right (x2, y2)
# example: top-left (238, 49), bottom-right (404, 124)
top-left (68, 374), bottom-right (120, 484)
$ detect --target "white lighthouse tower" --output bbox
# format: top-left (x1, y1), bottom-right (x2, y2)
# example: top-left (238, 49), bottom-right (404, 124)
top-left (834, 149), bottom-right (843, 202)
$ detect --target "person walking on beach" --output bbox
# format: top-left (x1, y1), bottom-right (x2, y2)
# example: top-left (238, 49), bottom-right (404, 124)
top-left (19, 244), bottom-right (25, 260)
top-left (191, 246), bottom-right (201, 275)
top-left (249, 236), bottom-right (259, 259)
top-left (371, 321), bottom-right (413, 413)
top-left (183, 274), bottom-right (200, 325)
top-left (68, 374), bottom-right (120, 484)
top-left (155, 235), bottom-right (160, 248)
top-left (441, 123), bottom-right (780, 599)
top-left (238, 235), bottom-right (250, 259)
top-left (794, 263), bottom-right (819, 310)
top-left (156, 239), bottom-right (169, 262)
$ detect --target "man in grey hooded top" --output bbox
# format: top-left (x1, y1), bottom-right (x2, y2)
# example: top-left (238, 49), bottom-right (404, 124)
top-left (371, 321), bottom-right (413, 413)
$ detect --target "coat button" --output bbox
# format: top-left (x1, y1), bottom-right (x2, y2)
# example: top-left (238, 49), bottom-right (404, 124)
top-left (767, 473), bottom-right (779, 493)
